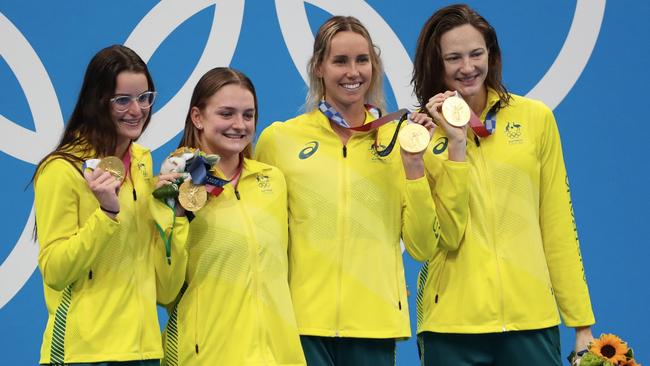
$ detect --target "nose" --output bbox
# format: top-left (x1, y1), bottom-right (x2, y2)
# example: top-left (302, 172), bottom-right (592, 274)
top-left (126, 98), bottom-right (142, 116)
top-left (460, 56), bottom-right (474, 74)
top-left (232, 114), bottom-right (246, 129)
top-left (346, 62), bottom-right (360, 78)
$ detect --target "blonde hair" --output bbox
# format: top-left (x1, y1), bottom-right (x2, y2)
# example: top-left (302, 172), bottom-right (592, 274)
top-left (305, 16), bottom-right (386, 113)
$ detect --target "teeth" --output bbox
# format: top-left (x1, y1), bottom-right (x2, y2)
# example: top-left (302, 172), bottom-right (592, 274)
top-left (342, 83), bottom-right (360, 89)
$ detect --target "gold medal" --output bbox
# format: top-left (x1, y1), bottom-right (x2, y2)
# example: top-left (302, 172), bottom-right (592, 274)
top-left (98, 156), bottom-right (126, 182)
top-left (399, 123), bottom-right (431, 153)
top-left (442, 96), bottom-right (471, 127)
top-left (178, 180), bottom-right (207, 211)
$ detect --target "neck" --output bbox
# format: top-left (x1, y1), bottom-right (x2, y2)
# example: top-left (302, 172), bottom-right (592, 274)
top-left (465, 86), bottom-right (488, 116)
top-left (327, 99), bottom-right (366, 128)
top-left (114, 139), bottom-right (131, 158)
top-left (217, 153), bottom-right (241, 179)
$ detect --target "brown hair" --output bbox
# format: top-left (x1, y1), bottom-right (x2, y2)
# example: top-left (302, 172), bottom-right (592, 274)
top-left (35, 44), bottom-right (154, 176)
top-left (412, 4), bottom-right (510, 109)
top-left (305, 15), bottom-right (386, 113)
top-left (178, 67), bottom-right (258, 159)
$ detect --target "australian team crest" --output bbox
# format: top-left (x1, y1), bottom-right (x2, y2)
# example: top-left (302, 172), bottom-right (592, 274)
top-left (369, 143), bottom-right (388, 160)
top-left (256, 173), bottom-right (272, 192)
top-left (505, 121), bottom-right (524, 144)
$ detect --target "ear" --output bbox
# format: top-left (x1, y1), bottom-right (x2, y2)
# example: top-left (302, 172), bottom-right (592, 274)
top-left (190, 107), bottom-right (203, 130)
top-left (315, 63), bottom-right (323, 78)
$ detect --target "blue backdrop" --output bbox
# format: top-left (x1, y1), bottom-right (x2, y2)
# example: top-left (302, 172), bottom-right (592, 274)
top-left (1, 1), bottom-right (648, 364)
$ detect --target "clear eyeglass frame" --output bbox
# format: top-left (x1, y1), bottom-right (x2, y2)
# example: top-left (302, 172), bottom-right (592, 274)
top-left (110, 91), bottom-right (157, 112)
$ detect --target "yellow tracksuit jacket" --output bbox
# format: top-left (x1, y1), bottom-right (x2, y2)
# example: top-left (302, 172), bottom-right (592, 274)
top-left (417, 89), bottom-right (595, 334)
top-left (255, 109), bottom-right (441, 339)
top-left (34, 142), bottom-right (189, 364)
top-left (162, 158), bottom-right (305, 366)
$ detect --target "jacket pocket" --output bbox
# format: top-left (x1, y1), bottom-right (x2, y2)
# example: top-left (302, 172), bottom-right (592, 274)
top-left (433, 252), bottom-right (449, 304)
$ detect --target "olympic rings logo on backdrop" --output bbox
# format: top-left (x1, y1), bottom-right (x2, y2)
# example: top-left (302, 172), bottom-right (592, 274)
top-left (0, 0), bottom-right (606, 308)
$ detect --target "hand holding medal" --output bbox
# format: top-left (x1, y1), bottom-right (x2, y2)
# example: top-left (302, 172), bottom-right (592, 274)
top-left (152, 147), bottom-right (222, 212)
top-left (398, 111), bottom-right (435, 154)
top-left (82, 156), bottom-right (125, 217)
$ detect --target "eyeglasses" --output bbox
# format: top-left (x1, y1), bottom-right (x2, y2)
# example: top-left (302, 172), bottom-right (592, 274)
top-left (110, 91), bottom-right (157, 112)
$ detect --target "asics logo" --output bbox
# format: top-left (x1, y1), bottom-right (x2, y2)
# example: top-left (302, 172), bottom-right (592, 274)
top-left (299, 141), bottom-right (319, 160)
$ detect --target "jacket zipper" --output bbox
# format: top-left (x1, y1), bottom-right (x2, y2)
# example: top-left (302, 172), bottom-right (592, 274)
top-left (195, 287), bottom-right (200, 354)
top-left (474, 141), bottom-right (507, 331)
top-left (335, 139), bottom-right (350, 336)
top-left (234, 178), bottom-right (266, 359)
top-left (128, 165), bottom-right (146, 352)
top-left (395, 241), bottom-right (402, 310)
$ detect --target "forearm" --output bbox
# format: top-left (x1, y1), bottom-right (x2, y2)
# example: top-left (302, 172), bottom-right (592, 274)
top-left (402, 176), bottom-right (440, 261)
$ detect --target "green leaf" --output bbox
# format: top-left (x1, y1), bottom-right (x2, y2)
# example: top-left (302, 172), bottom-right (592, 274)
top-left (580, 353), bottom-right (605, 366)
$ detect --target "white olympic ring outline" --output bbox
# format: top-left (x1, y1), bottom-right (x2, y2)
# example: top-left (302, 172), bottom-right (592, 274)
top-left (0, 0), bottom-right (606, 309)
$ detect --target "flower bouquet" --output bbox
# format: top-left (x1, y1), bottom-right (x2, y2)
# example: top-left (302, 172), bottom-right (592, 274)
top-left (569, 334), bottom-right (641, 366)
top-left (152, 147), bottom-right (222, 211)
top-left (151, 147), bottom-right (221, 264)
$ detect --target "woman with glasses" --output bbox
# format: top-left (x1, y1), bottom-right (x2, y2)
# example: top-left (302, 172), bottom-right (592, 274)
top-left (33, 44), bottom-right (189, 365)
top-left (255, 16), bottom-right (444, 366)
top-left (412, 5), bottom-right (595, 365)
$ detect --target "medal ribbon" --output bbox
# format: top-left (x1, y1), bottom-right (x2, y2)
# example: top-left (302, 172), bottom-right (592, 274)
top-left (318, 100), bottom-right (409, 156)
top-left (186, 155), bottom-right (231, 197)
top-left (456, 91), bottom-right (498, 138)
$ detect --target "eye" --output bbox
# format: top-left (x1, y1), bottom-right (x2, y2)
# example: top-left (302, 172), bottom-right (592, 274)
top-left (357, 55), bottom-right (370, 64)
top-left (444, 55), bottom-right (461, 62)
top-left (470, 50), bottom-right (485, 58)
top-left (113, 96), bottom-right (131, 106)
top-left (243, 112), bottom-right (255, 120)
top-left (332, 56), bottom-right (347, 64)
top-left (137, 91), bottom-right (154, 104)
top-left (219, 111), bottom-right (233, 118)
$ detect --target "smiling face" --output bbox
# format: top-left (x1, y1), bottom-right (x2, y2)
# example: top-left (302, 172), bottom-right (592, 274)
top-left (191, 83), bottom-right (255, 160)
top-left (316, 31), bottom-right (372, 112)
top-left (440, 24), bottom-right (489, 103)
top-left (110, 71), bottom-right (150, 148)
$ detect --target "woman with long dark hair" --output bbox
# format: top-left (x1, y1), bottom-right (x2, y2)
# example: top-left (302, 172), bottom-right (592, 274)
top-left (412, 5), bottom-right (595, 365)
top-left (34, 44), bottom-right (188, 365)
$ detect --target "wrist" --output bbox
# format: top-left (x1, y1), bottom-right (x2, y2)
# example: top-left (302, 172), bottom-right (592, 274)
top-left (100, 206), bottom-right (120, 216)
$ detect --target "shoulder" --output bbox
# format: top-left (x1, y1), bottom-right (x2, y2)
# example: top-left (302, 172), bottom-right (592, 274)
top-left (244, 159), bottom-right (284, 178)
top-left (35, 156), bottom-right (84, 194)
top-left (243, 158), bottom-right (287, 191)
top-left (130, 142), bottom-right (152, 159)
top-left (37, 156), bottom-right (81, 180)
top-left (264, 110), bottom-right (320, 132)
top-left (506, 93), bottom-right (553, 115)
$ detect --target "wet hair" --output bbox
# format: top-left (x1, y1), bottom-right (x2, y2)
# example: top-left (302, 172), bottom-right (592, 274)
top-left (35, 44), bottom-right (154, 175)
top-left (412, 4), bottom-right (510, 109)
top-left (178, 67), bottom-right (258, 159)
top-left (305, 15), bottom-right (386, 113)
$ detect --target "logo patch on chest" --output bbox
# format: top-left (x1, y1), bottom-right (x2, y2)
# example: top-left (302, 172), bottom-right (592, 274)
top-left (505, 122), bottom-right (524, 144)
top-left (256, 174), bottom-right (272, 192)
top-left (298, 141), bottom-right (319, 160)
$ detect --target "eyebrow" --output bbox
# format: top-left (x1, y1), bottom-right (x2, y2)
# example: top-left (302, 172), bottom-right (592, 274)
top-left (113, 90), bottom-right (149, 96)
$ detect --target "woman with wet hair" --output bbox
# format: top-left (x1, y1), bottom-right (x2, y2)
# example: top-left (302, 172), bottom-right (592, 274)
top-left (412, 4), bottom-right (595, 365)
